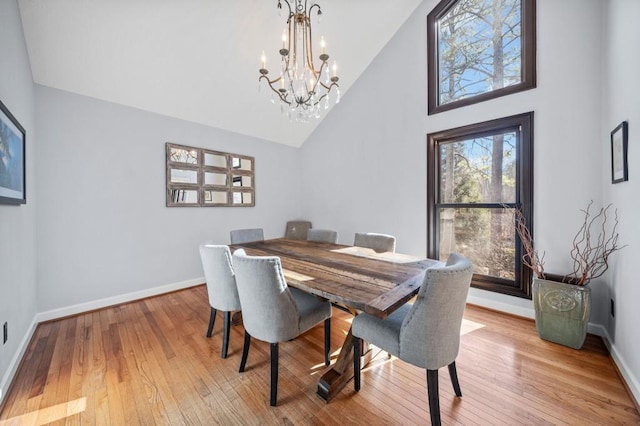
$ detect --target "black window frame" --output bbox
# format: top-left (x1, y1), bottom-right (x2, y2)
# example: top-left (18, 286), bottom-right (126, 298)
top-left (427, 112), bottom-right (534, 298)
top-left (427, 0), bottom-right (537, 115)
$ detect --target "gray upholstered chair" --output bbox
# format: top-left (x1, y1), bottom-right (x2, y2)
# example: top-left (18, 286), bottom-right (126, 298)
top-left (232, 250), bottom-right (332, 406)
top-left (198, 243), bottom-right (242, 359)
top-left (307, 229), bottom-right (338, 244)
top-left (229, 228), bottom-right (264, 244)
top-left (352, 253), bottom-right (473, 426)
top-left (285, 220), bottom-right (312, 240)
top-left (353, 232), bottom-right (396, 253)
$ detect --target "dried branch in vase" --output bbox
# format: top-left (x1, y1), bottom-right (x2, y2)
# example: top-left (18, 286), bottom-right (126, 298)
top-left (512, 201), bottom-right (625, 286)
top-left (513, 208), bottom-right (545, 278)
top-left (569, 201), bottom-right (625, 285)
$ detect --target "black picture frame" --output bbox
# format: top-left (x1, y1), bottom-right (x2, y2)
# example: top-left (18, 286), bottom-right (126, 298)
top-left (611, 121), bottom-right (628, 184)
top-left (0, 99), bottom-right (26, 205)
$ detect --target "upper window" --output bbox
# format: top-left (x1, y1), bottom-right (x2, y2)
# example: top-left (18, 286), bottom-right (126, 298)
top-left (427, 0), bottom-right (536, 114)
top-left (427, 112), bottom-right (534, 298)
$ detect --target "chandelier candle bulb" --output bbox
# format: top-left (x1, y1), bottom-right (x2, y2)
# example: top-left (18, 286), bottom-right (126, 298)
top-left (320, 36), bottom-right (326, 54)
top-left (261, 52), bottom-right (266, 70)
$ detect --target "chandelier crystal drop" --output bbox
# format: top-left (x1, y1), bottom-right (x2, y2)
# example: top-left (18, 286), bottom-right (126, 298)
top-left (259, 0), bottom-right (340, 123)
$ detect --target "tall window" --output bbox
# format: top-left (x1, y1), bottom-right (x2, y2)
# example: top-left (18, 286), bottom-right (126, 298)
top-left (427, 0), bottom-right (536, 114)
top-left (427, 112), bottom-right (533, 297)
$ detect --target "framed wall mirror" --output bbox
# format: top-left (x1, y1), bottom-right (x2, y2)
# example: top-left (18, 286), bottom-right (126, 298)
top-left (166, 143), bottom-right (255, 207)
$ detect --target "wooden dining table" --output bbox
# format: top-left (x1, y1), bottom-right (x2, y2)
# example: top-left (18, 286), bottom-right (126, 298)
top-left (229, 238), bottom-right (442, 402)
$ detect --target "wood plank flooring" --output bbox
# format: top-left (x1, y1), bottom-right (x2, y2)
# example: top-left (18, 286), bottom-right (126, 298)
top-left (1, 285), bottom-right (638, 425)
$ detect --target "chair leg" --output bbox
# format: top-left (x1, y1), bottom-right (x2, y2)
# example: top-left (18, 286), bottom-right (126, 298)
top-left (206, 307), bottom-right (217, 338)
top-left (353, 336), bottom-right (361, 392)
top-left (324, 318), bottom-right (331, 366)
top-left (239, 332), bottom-right (251, 373)
top-left (426, 369), bottom-right (441, 426)
top-left (270, 343), bottom-right (279, 406)
top-left (221, 311), bottom-right (231, 359)
top-left (448, 361), bottom-right (462, 397)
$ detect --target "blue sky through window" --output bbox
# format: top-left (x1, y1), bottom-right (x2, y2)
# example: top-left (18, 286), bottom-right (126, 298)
top-left (437, 0), bottom-right (522, 104)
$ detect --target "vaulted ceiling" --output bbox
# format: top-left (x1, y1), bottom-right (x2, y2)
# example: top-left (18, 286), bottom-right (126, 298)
top-left (18, 0), bottom-right (423, 147)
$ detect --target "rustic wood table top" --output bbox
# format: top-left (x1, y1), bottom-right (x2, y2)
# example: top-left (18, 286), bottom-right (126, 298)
top-left (230, 238), bottom-right (442, 318)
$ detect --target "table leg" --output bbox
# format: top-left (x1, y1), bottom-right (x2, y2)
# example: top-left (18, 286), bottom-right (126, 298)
top-left (317, 326), bottom-right (373, 402)
top-left (231, 311), bottom-right (243, 326)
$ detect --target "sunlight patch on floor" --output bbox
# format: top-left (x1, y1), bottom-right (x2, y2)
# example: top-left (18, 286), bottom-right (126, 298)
top-left (310, 348), bottom-right (343, 373)
top-left (307, 319), bottom-right (484, 375)
top-left (460, 318), bottom-right (485, 335)
top-left (0, 397), bottom-right (86, 426)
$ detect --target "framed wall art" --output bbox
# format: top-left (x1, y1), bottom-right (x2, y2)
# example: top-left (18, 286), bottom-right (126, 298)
top-left (0, 99), bottom-right (26, 205)
top-left (611, 121), bottom-right (628, 184)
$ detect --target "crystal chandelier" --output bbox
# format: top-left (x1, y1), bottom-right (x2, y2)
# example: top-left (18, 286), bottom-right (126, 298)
top-left (259, 0), bottom-right (340, 122)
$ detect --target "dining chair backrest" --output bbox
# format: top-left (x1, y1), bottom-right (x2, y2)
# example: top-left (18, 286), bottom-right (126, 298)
top-left (198, 243), bottom-right (241, 312)
top-left (285, 221), bottom-right (312, 240)
top-left (307, 229), bottom-right (338, 244)
top-left (230, 228), bottom-right (264, 244)
top-left (353, 232), bottom-right (396, 253)
top-left (232, 250), bottom-right (301, 343)
top-left (350, 253), bottom-right (472, 425)
top-left (233, 249), bottom-right (332, 407)
top-left (399, 253), bottom-right (473, 370)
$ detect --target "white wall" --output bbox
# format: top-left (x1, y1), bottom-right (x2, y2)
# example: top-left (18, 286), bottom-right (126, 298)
top-left (602, 0), bottom-right (640, 404)
top-left (0, 0), bottom-right (38, 403)
top-left (35, 86), bottom-right (302, 314)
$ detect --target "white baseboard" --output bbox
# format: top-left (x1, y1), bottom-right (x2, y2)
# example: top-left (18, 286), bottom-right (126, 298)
top-left (468, 291), bottom-right (605, 337)
top-left (0, 316), bottom-right (38, 406)
top-left (467, 292), bottom-right (535, 319)
top-left (600, 328), bottom-right (640, 408)
top-left (0, 277), bottom-right (203, 407)
top-left (588, 323), bottom-right (606, 337)
top-left (36, 277), bottom-right (204, 323)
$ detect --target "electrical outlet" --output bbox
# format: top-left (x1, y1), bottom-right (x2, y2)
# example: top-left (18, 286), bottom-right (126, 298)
top-left (3, 322), bottom-right (7, 344)
top-left (610, 299), bottom-right (615, 318)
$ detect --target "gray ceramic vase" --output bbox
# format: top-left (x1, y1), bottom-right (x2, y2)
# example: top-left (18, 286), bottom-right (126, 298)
top-left (532, 277), bottom-right (591, 349)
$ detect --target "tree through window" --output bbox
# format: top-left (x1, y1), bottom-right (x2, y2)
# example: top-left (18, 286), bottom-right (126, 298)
top-left (427, 112), bottom-right (533, 297)
top-left (427, 0), bottom-right (536, 114)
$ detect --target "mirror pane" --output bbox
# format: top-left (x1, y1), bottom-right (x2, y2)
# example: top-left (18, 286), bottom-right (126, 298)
top-left (232, 175), bottom-right (252, 188)
top-left (231, 157), bottom-right (252, 171)
top-left (205, 172), bottom-right (227, 186)
top-left (204, 190), bottom-right (228, 204)
top-left (232, 192), bottom-right (253, 205)
top-left (170, 189), bottom-right (198, 203)
top-left (170, 168), bottom-right (198, 184)
top-left (169, 147), bottom-right (198, 164)
top-left (204, 153), bottom-right (227, 168)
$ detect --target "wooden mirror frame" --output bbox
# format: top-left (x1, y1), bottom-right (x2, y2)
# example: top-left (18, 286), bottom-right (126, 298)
top-left (166, 142), bottom-right (255, 207)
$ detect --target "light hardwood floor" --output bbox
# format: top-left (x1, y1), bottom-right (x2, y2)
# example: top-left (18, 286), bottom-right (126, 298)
top-left (1, 285), bottom-right (638, 425)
